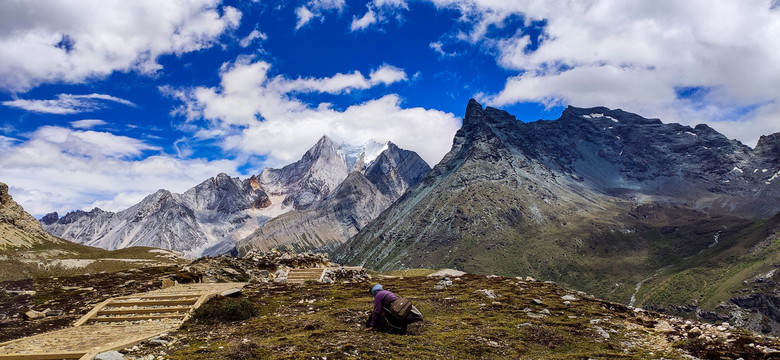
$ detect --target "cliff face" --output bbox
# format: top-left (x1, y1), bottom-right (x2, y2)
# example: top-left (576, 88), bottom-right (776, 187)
top-left (0, 182), bottom-right (57, 248)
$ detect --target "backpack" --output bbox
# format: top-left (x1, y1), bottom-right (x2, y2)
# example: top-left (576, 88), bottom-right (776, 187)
top-left (386, 296), bottom-right (413, 319)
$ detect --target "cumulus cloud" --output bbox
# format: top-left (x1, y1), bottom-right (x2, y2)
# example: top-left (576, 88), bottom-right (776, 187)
top-left (350, 0), bottom-right (409, 32)
top-left (428, 0), bottom-right (780, 146)
top-left (295, 6), bottom-right (317, 30)
top-left (0, 126), bottom-right (240, 216)
top-left (295, 0), bottom-right (346, 30)
top-left (165, 57), bottom-right (460, 167)
top-left (351, 8), bottom-right (378, 31)
top-left (2, 93), bottom-right (135, 114)
top-left (0, 0), bottom-right (241, 93)
top-left (239, 29), bottom-right (267, 48)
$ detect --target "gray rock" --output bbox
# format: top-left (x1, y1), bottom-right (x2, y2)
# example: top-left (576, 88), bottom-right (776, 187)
top-left (43, 308), bottom-right (62, 316)
top-left (95, 351), bottom-right (124, 360)
top-left (594, 326), bottom-right (610, 339)
top-left (222, 267), bottom-right (241, 276)
top-left (147, 337), bottom-right (169, 346)
top-left (258, 269), bottom-right (269, 277)
top-left (24, 310), bottom-right (45, 320)
top-left (688, 326), bottom-right (702, 337)
top-left (474, 289), bottom-right (497, 299)
top-left (561, 294), bottom-right (579, 301)
top-left (532, 299), bottom-right (544, 305)
top-left (539, 309), bottom-right (551, 315)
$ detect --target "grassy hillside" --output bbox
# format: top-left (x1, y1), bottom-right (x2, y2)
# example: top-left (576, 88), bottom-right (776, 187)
top-left (0, 238), bottom-right (187, 281)
top-left (127, 274), bottom-right (778, 359)
top-left (635, 213), bottom-right (780, 310)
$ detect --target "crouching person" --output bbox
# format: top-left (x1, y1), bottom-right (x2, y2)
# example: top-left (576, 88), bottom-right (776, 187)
top-left (364, 283), bottom-right (423, 334)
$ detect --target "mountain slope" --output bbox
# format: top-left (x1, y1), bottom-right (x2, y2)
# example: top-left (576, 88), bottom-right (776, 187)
top-left (236, 142), bottom-right (430, 253)
top-left (0, 182), bottom-right (59, 248)
top-left (334, 99), bottom-right (780, 308)
top-left (43, 137), bottom-right (429, 257)
top-left (42, 174), bottom-right (273, 257)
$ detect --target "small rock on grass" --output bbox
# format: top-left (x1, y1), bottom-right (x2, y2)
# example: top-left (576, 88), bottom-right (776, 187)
top-left (594, 326), bottom-right (610, 339)
top-left (474, 289), bottom-right (497, 299)
top-left (23, 310), bottom-right (45, 320)
top-left (95, 351), bottom-right (124, 360)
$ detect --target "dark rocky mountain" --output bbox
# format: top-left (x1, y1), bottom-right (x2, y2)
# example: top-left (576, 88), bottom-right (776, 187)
top-left (334, 99), bottom-right (780, 333)
top-left (42, 137), bottom-right (429, 257)
top-left (237, 142), bottom-right (430, 253)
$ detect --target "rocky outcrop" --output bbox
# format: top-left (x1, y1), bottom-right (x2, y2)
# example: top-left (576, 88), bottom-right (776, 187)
top-left (0, 182), bottom-right (58, 247)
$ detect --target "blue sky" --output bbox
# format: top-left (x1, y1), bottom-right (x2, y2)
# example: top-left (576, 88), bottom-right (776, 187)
top-left (1, 0), bottom-right (779, 216)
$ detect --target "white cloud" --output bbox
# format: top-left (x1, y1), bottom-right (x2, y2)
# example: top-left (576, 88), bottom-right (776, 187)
top-left (0, 126), bottom-right (240, 216)
top-left (273, 64), bottom-right (407, 94)
top-left (309, 0), bottom-right (346, 12)
top-left (165, 58), bottom-right (460, 167)
top-left (295, 6), bottom-right (316, 30)
top-left (239, 29), bottom-right (267, 48)
top-left (351, 8), bottom-right (378, 31)
top-left (350, 0), bottom-right (409, 32)
top-left (295, 0), bottom-right (346, 30)
top-left (2, 93), bottom-right (135, 114)
top-left (428, 0), bottom-right (780, 146)
top-left (70, 119), bottom-right (108, 129)
top-left (0, 0), bottom-right (241, 92)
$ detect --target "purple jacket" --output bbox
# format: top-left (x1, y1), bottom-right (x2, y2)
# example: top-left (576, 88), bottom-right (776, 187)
top-left (370, 289), bottom-right (398, 327)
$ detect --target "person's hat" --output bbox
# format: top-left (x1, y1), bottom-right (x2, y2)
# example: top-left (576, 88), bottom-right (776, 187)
top-left (369, 283), bottom-right (383, 296)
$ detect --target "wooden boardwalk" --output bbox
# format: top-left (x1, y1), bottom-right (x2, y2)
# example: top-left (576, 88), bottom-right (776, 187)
top-left (286, 268), bottom-right (326, 284)
top-left (0, 282), bottom-right (246, 360)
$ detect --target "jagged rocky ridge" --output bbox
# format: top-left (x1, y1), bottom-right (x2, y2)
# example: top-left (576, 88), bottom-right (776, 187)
top-left (41, 137), bottom-right (429, 257)
top-left (0, 182), bottom-right (60, 248)
top-left (236, 141), bottom-right (429, 254)
top-left (335, 99), bottom-right (780, 333)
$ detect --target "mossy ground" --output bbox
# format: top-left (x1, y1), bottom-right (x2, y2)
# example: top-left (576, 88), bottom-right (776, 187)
top-left (159, 274), bottom-right (776, 359)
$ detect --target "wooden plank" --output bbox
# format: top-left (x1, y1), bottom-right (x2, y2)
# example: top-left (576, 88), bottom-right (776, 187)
top-left (89, 314), bottom-right (185, 322)
top-left (0, 352), bottom-right (86, 360)
top-left (107, 299), bottom-right (197, 306)
top-left (73, 299), bottom-right (113, 327)
top-left (113, 294), bottom-right (200, 300)
top-left (97, 306), bottom-right (191, 315)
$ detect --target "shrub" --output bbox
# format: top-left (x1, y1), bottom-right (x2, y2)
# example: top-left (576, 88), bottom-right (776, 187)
top-left (192, 297), bottom-right (257, 323)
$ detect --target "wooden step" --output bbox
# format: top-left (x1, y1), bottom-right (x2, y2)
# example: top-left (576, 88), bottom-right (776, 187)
top-left (114, 294), bottom-right (200, 300)
top-left (0, 352), bottom-right (87, 359)
top-left (108, 299), bottom-right (198, 306)
top-left (89, 314), bottom-right (185, 322)
top-left (98, 306), bottom-right (191, 315)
